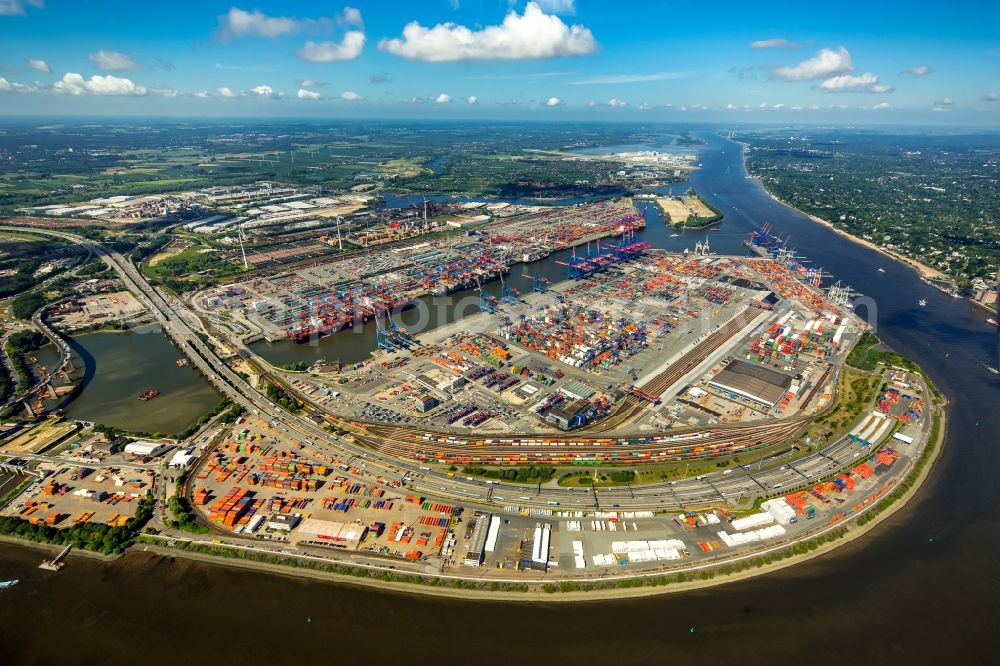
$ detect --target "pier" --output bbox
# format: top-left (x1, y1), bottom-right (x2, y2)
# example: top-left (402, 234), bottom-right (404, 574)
top-left (39, 544), bottom-right (71, 571)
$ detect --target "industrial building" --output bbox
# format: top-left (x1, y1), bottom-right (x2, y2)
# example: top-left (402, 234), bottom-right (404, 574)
top-left (296, 518), bottom-right (366, 549)
top-left (708, 360), bottom-right (794, 407)
top-left (123, 441), bottom-right (167, 459)
top-left (463, 513), bottom-right (491, 567)
top-left (546, 399), bottom-right (592, 430)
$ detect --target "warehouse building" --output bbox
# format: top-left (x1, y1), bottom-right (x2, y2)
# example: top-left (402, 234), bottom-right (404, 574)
top-left (295, 518), bottom-right (366, 549)
top-left (708, 360), bottom-right (793, 408)
top-left (463, 513), bottom-right (491, 567)
top-left (123, 441), bottom-right (168, 459)
top-left (546, 399), bottom-right (591, 430)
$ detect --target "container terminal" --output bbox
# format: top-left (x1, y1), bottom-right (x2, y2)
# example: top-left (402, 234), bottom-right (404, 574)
top-left (0, 196), bottom-right (938, 585)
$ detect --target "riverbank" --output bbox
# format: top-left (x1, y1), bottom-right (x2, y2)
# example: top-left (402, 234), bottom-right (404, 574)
top-left (0, 533), bottom-right (121, 563)
top-left (754, 179), bottom-right (947, 282)
top-left (126, 400), bottom-right (945, 603)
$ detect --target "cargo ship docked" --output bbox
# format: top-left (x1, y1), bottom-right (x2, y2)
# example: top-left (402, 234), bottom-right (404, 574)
top-left (287, 293), bottom-right (416, 343)
top-left (258, 203), bottom-right (647, 343)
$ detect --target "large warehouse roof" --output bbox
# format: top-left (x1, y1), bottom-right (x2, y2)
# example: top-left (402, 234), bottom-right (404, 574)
top-left (709, 360), bottom-right (793, 407)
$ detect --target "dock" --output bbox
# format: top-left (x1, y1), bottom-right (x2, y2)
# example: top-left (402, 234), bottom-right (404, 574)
top-left (39, 543), bottom-right (71, 571)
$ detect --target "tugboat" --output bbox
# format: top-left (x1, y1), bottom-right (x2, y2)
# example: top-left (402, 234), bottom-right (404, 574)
top-left (138, 388), bottom-right (160, 401)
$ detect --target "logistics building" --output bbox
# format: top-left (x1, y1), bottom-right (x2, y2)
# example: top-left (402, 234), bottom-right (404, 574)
top-left (708, 360), bottom-right (794, 408)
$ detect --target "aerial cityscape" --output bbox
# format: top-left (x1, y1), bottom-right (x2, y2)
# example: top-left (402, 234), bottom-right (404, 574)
top-left (0, 1), bottom-right (997, 664)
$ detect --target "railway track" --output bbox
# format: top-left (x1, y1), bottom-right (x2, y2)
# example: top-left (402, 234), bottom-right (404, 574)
top-left (358, 417), bottom-right (804, 467)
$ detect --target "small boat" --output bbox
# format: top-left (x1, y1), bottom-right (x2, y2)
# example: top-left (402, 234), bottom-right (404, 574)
top-left (0, 579), bottom-right (19, 589)
top-left (877, 268), bottom-right (886, 273)
top-left (138, 388), bottom-right (160, 401)
top-left (669, 233), bottom-right (680, 237)
top-left (918, 299), bottom-right (927, 307)
top-left (987, 318), bottom-right (998, 327)
top-left (987, 366), bottom-right (999, 376)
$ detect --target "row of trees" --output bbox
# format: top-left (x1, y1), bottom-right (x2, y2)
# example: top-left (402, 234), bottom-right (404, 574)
top-left (461, 465), bottom-right (556, 483)
top-left (0, 496), bottom-right (154, 555)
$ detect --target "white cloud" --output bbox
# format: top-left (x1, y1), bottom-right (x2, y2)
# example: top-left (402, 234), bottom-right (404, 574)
top-left (298, 79), bottom-right (323, 89)
top-left (932, 107), bottom-right (948, 113)
top-left (248, 84), bottom-right (283, 99)
top-left (607, 98), bottom-right (626, 108)
top-left (340, 90), bottom-right (362, 101)
top-left (89, 50), bottom-right (143, 72)
top-left (217, 6), bottom-right (363, 40)
top-left (25, 58), bottom-right (50, 73)
top-left (725, 103), bottom-right (737, 110)
top-left (817, 72), bottom-right (893, 93)
top-left (0, 0), bottom-right (44, 17)
top-left (902, 65), bottom-right (932, 76)
top-left (217, 7), bottom-right (301, 40)
top-left (750, 38), bottom-right (800, 49)
top-left (467, 95), bottom-right (478, 104)
top-left (379, 1), bottom-right (597, 62)
top-left (871, 102), bottom-right (891, 110)
top-left (297, 88), bottom-right (322, 100)
top-left (297, 31), bottom-right (366, 62)
top-left (0, 76), bottom-right (41, 93)
top-left (435, 93), bottom-right (451, 104)
top-left (637, 102), bottom-right (649, 110)
top-left (773, 47), bottom-right (852, 81)
top-left (935, 97), bottom-right (954, 105)
top-left (773, 103), bottom-right (786, 109)
top-left (150, 87), bottom-right (180, 98)
top-left (217, 86), bottom-right (236, 97)
top-left (53, 72), bottom-right (146, 96)
top-left (545, 96), bottom-right (561, 106)
top-left (981, 92), bottom-right (1000, 102)
top-left (341, 6), bottom-right (363, 28)
top-left (570, 71), bottom-right (685, 85)
top-left (194, 90), bottom-right (213, 98)
top-left (534, 0), bottom-right (575, 13)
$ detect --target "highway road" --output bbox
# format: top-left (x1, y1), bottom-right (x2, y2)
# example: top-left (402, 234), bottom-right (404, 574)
top-left (0, 225), bottom-right (898, 514)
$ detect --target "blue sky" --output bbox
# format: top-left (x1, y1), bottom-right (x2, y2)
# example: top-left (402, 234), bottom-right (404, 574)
top-left (1, 0), bottom-right (998, 123)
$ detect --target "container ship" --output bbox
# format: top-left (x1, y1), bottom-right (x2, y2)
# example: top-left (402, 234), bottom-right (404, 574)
top-left (286, 291), bottom-right (416, 343)
top-left (415, 250), bottom-right (509, 296)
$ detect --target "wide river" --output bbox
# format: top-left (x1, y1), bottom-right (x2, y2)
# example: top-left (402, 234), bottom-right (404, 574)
top-left (2, 133), bottom-right (998, 664)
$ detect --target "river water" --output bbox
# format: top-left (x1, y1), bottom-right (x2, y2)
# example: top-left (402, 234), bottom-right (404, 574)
top-left (50, 325), bottom-right (221, 436)
top-left (2, 132), bottom-right (998, 664)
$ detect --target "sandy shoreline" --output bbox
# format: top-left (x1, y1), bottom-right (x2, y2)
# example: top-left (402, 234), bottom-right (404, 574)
top-left (753, 179), bottom-right (948, 282)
